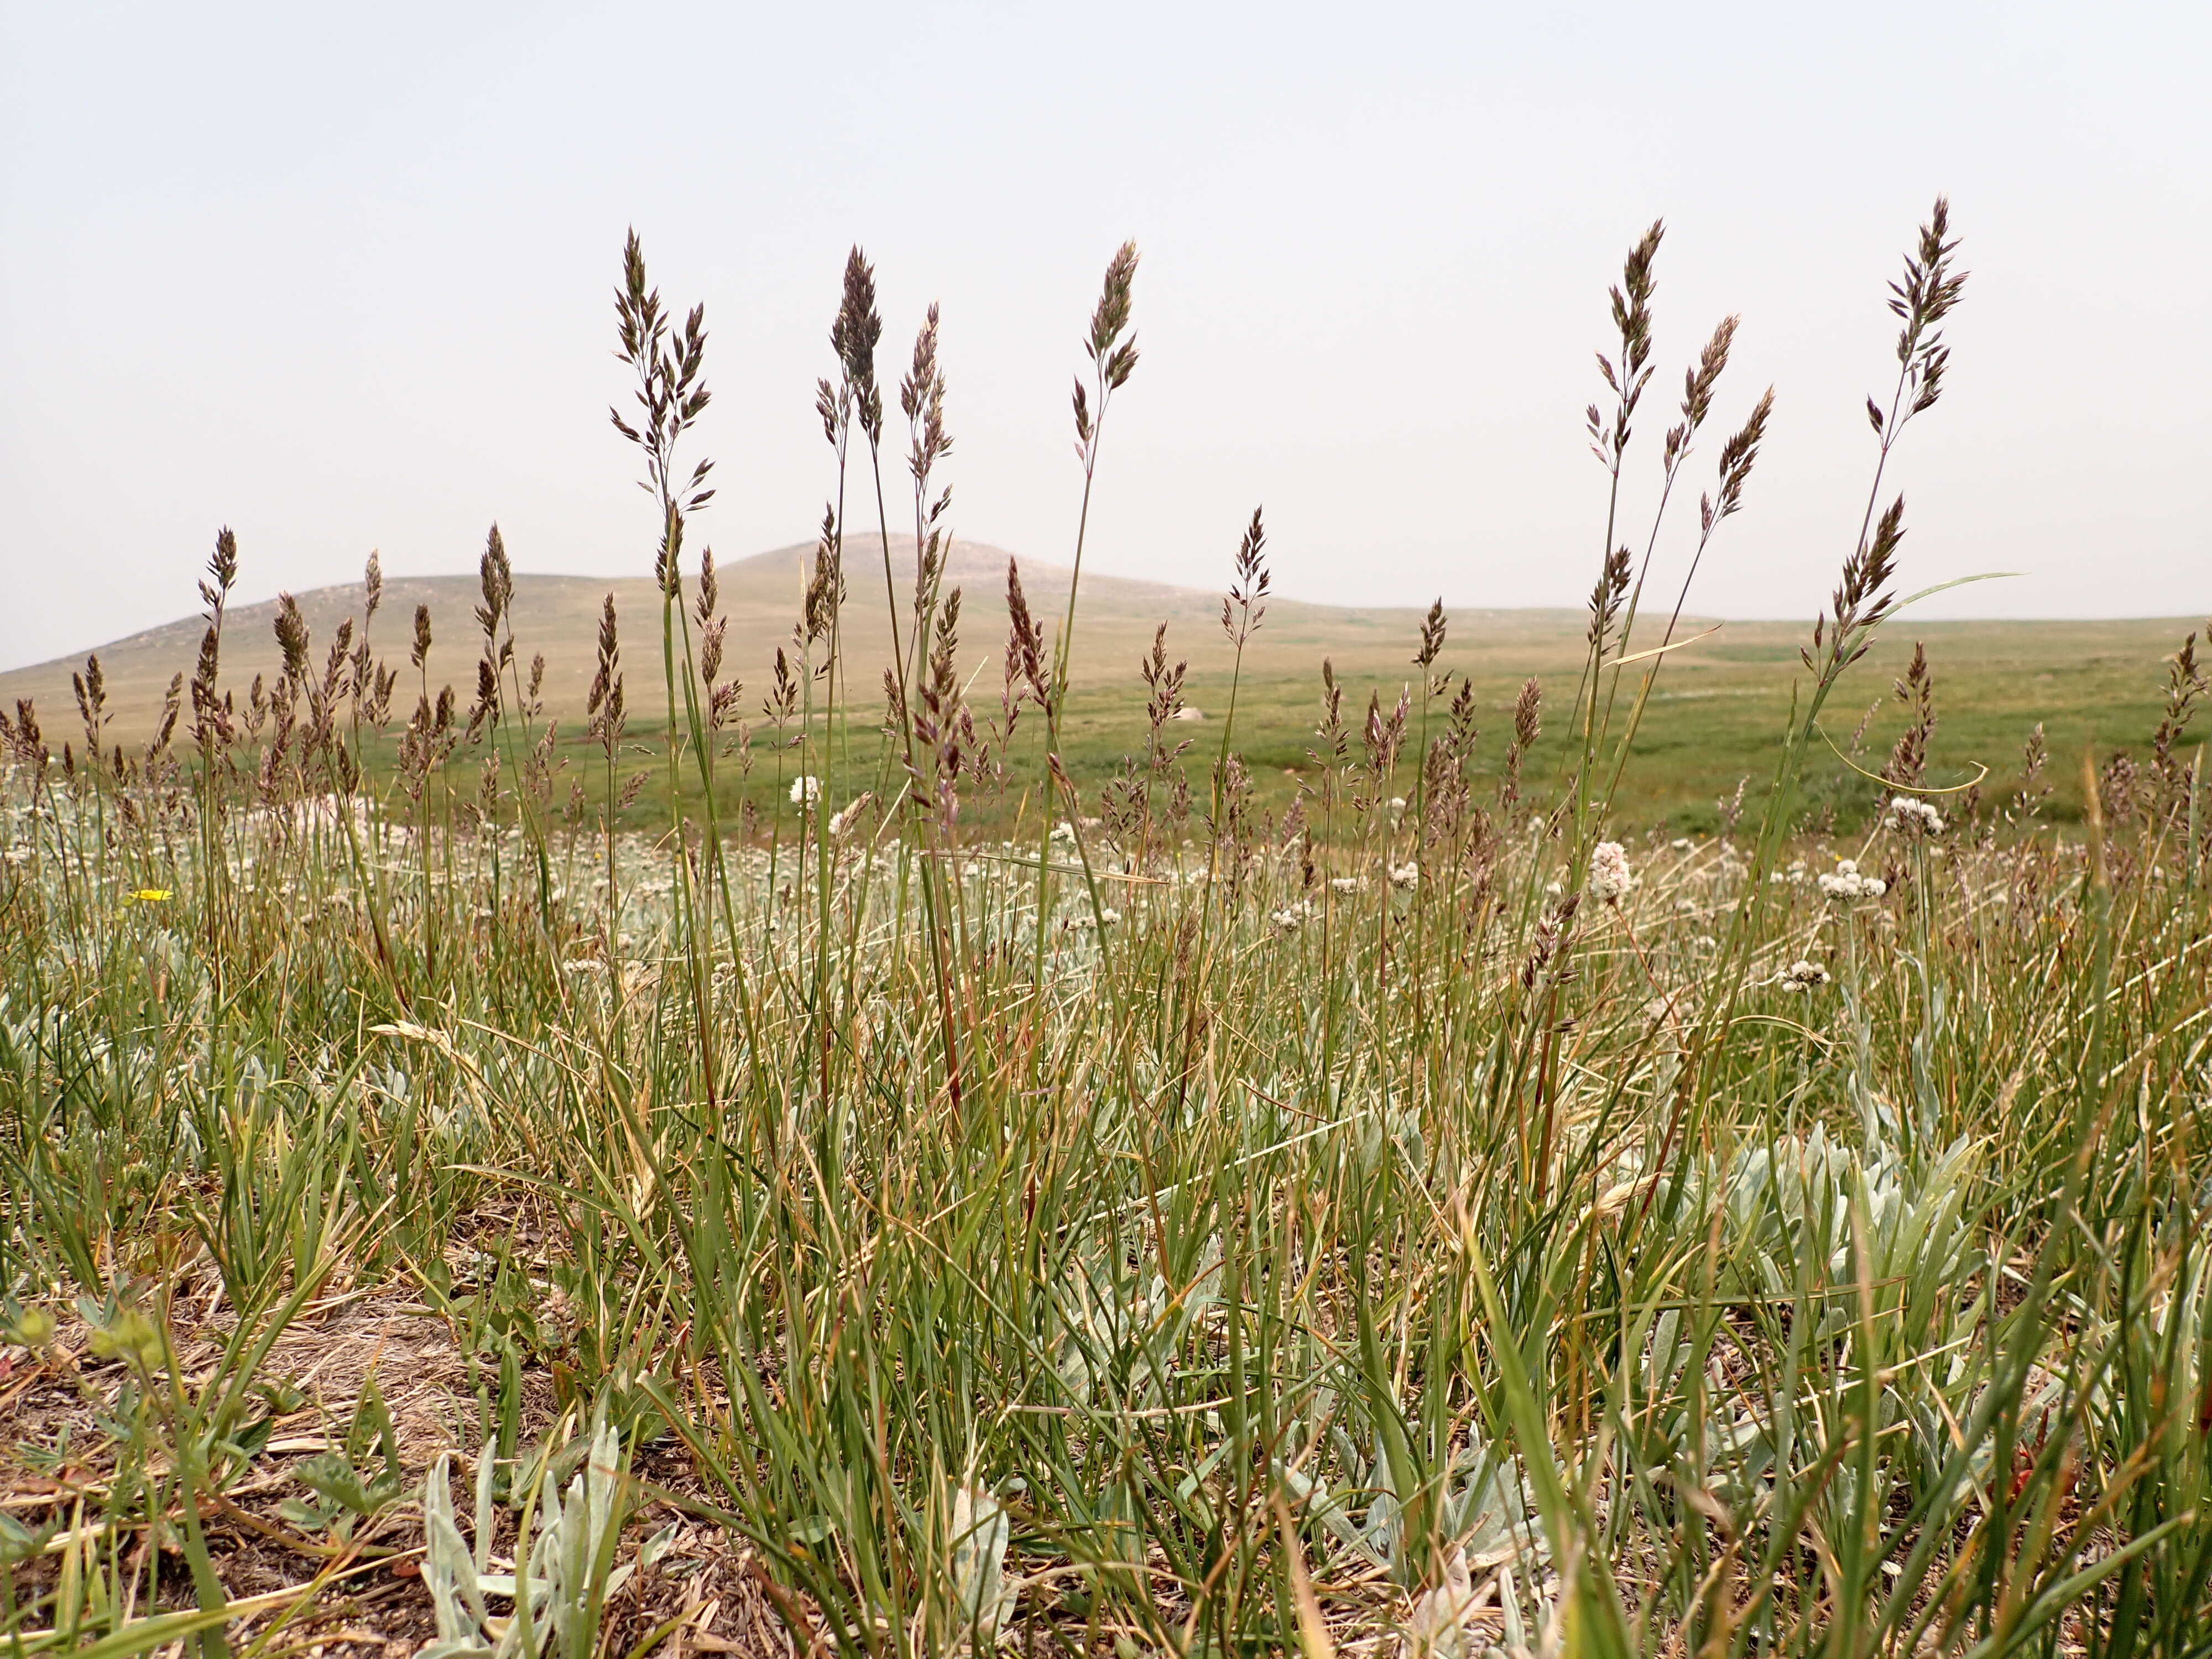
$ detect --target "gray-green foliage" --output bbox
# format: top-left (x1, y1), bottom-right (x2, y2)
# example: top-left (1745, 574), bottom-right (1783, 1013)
top-left (421, 1413), bottom-right (662, 1659)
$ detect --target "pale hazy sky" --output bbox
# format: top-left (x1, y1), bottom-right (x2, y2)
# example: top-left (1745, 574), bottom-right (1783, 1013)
top-left (3, 2), bottom-right (2207, 672)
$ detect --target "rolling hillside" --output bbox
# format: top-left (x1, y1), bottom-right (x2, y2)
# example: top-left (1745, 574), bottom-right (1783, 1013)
top-left (0, 534), bottom-right (1579, 742)
top-left (4, 533), bottom-right (2195, 830)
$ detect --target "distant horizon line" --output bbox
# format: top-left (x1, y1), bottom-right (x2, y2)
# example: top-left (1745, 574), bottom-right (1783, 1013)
top-left (2, 528), bottom-right (2200, 681)
top-left (4, 589), bottom-right (2196, 682)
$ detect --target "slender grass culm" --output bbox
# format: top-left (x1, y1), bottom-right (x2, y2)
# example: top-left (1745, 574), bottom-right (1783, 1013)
top-left (3, 200), bottom-right (2212, 1659)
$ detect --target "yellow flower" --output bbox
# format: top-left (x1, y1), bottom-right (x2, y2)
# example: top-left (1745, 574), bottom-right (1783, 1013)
top-left (126, 888), bottom-right (174, 904)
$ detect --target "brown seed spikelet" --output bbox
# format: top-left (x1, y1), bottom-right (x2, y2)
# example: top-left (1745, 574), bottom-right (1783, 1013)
top-left (72, 654), bottom-right (107, 755)
top-left (1704, 387), bottom-right (1775, 534)
top-left (1414, 599), bottom-right (1447, 670)
top-left (1222, 508), bottom-right (1270, 648)
top-left (1073, 241), bottom-right (1141, 449)
top-left (274, 592), bottom-right (311, 684)
top-left (476, 523), bottom-right (513, 643)
top-left (832, 246), bottom-right (884, 446)
top-left (1005, 560), bottom-right (1050, 707)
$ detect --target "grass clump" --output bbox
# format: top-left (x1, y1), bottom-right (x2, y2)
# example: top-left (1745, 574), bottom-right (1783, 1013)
top-left (4, 200), bottom-right (2212, 1659)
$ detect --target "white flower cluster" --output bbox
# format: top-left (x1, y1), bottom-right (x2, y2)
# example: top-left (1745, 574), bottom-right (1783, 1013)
top-left (789, 774), bottom-right (821, 809)
top-left (1588, 841), bottom-right (1637, 905)
top-left (1049, 821), bottom-right (1077, 845)
top-left (1387, 861), bottom-right (1419, 890)
top-left (1270, 898), bottom-right (1317, 932)
top-left (1329, 875), bottom-right (1364, 895)
top-left (1885, 794), bottom-right (1945, 834)
top-left (1778, 958), bottom-right (1832, 993)
top-left (1817, 859), bottom-right (1887, 901)
top-left (1, 845), bottom-right (28, 867)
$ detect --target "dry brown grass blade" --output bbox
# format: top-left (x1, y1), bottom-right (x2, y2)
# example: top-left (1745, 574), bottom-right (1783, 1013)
top-left (1274, 1493), bottom-right (1338, 1659)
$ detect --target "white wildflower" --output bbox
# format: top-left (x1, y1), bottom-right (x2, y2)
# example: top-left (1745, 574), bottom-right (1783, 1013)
top-left (1387, 796), bottom-right (1408, 820)
top-left (1, 846), bottom-right (29, 867)
top-left (1270, 899), bottom-right (1317, 932)
top-left (1388, 861), bottom-right (1420, 890)
top-left (1817, 859), bottom-right (1887, 901)
top-left (1097, 906), bottom-right (1121, 926)
top-left (1050, 821), bottom-right (1077, 844)
top-left (1329, 875), bottom-right (1364, 894)
top-left (1588, 840), bottom-right (1636, 905)
top-left (1884, 794), bottom-right (1944, 835)
top-left (789, 774), bottom-right (821, 810)
top-left (1778, 958), bottom-right (1832, 993)
top-left (1670, 836), bottom-right (1695, 852)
